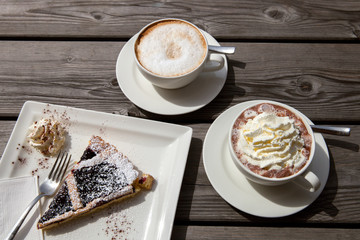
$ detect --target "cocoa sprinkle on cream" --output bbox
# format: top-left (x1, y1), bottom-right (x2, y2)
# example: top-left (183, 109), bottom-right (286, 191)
top-left (27, 118), bottom-right (66, 156)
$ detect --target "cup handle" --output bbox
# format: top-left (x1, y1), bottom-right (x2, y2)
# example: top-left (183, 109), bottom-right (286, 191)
top-left (292, 170), bottom-right (321, 192)
top-left (203, 53), bottom-right (224, 72)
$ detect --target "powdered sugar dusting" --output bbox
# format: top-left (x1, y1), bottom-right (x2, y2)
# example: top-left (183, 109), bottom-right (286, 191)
top-left (75, 149), bottom-right (138, 186)
top-left (88, 136), bottom-right (110, 153)
top-left (66, 175), bottom-right (82, 210)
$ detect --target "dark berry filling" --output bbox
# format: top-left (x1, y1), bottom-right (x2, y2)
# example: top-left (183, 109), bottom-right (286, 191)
top-left (139, 177), bottom-right (147, 184)
top-left (73, 162), bottom-right (130, 206)
top-left (39, 182), bottom-right (73, 223)
top-left (80, 148), bottom-right (96, 162)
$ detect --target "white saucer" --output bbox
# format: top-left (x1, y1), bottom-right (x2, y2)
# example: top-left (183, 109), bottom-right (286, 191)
top-left (116, 31), bottom-right (228, 115)
top-left (203, 100), bottom-right (330, 218)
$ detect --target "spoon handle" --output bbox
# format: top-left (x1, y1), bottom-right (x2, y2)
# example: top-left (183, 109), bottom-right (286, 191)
top-left (208, 45), bottom-right (235, 55)
top-left (311, 125), bottom-right (351, 136)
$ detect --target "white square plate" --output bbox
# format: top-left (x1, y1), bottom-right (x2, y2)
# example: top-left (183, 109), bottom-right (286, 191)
top-left (0, 101), bottom-right (192, 240)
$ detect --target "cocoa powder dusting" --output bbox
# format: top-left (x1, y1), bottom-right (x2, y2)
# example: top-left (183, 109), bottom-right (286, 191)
top-left (102, 206), bottom-right (133, 240)
top-left (38, 157), bottom-right (51, 170)
top-left (16, 143), bottom-right (33, 155)
top-left (41, 106), bottom-right (71, 131)
top-left (31, 169), bottom-right (39, 176)
top-left (17, 157), bottom-right (27, 165)
top-left (15, 105), bottom-right (72, 176)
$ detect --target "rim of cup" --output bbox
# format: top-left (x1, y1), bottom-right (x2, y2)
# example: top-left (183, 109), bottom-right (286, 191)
top-left (133, 18), bottom-right (209, 79)
top-left (228, 100), bottom-right (316, 183)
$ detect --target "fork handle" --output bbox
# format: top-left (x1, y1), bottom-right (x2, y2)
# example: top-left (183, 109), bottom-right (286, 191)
top-left (5, 193), bottom-right (45, 240)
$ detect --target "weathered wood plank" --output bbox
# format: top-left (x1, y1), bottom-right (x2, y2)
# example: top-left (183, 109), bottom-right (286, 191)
top-left (0, 121), bottom-right (15, 154)
top-left (171, 225), bottom-right (360, 240)
top-left (0, 0), bottom-right (359, 40)
top-left (184, 124), bottom-right (360, 188)
top-left (174, 124), bottom-right (360, 223)
top-left (175, 184), bottom-right (360, 223)
top-left (0, 41), bottom-right (359, 121)
top-left (1, 121), bottom-right (359, 224)
top-left (0, 41), bottom-right (128, 117)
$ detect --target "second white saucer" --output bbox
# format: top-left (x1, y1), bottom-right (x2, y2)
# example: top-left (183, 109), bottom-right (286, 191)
top-left (116, 31), bottom-right (228, 115)
top-left (203, 101), bottom-right (330, 218)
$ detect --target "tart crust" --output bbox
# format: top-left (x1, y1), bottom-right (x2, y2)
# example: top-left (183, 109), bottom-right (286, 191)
top-left (37, 136), bottom-right (154, 230)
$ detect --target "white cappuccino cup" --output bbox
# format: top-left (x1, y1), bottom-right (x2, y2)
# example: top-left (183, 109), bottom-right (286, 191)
top-left (134, 18), bottom-right (224, 89)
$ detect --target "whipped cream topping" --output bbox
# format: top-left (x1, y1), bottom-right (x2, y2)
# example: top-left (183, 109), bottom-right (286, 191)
top-left (235, 112), bottom-right (306, 172)
top-left (28, 118), bottom-right (66, 156)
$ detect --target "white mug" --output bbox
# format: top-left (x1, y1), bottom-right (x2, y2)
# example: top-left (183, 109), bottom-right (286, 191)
top-left (228, 100), bottom-right (321, 192)
top-left (133, 18), bottom-right (224, 89)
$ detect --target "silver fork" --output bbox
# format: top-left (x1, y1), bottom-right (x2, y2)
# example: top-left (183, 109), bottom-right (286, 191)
top-left (6, 152), bottom-right (71, 240)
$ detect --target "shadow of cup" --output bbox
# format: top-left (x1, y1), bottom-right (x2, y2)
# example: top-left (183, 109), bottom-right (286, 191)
top-left (248, 141), bottom-right (330, 208)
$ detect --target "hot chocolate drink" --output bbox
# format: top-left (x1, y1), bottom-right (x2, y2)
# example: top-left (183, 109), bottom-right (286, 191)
top-left (231, 103), bottom-right (313, 178)
top-left (134, 19), bottom-right (207, 77)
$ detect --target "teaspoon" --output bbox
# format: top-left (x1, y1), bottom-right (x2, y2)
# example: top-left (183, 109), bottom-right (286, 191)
top-left (209, 45), bottom-right (236, 55)
top-left (311, 125), bottom-right (351, 136)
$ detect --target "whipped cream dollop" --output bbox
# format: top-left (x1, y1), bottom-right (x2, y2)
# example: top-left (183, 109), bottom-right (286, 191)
top-left (235, 112), bottom-right (306, 172)
top-left (28, 119), bottom-right (66, 156)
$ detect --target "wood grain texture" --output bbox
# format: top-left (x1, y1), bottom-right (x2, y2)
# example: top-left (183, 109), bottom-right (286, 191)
top-left (1, 122), bottom-right (359, 224)
top-left (0, 0), bottom-right (359, 40)
top-left (0, 121), bottom-right (15, 154)
top-left (173, 124), bottom-right (360, 224)
top-left (0, 41), bottom-right (128, 117)
top-left (171, 226), bottom-right (360, 240)
top-left (0, 41), bottom-right (359, 121)
top-left (0, 0), bottom-right (359, 238)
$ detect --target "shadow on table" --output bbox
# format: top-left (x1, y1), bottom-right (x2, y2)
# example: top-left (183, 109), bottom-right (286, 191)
top-left (248, 142), bottom-right (331, 206)
top-left (236, 137), bottom-right (360, 222)
top-left (171, 137), bottom-right (203, 239)
top-left (126, 58), bottom-right (246, 122)
top-left (324, 138), bottom-right (359, 152)
top-left (231, 147), bottom-right (339, 223)
top-left (197, 58), bottom-right (247, 118)
top-left (302, 137), bottom-right (359, 219)
top-left (171, 226), bottom-right (190, 240)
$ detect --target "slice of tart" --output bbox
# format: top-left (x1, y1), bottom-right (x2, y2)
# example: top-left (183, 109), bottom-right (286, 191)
top-left (37, 136), bottom-right (154, 230)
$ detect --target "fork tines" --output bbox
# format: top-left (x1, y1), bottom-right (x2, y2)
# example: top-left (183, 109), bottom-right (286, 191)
top-left (49, 152), bottom-right (71, 182)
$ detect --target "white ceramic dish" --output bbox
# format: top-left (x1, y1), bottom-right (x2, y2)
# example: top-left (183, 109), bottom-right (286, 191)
top-left (116, 30), bottom-right (228, 115)
top-left (0, 101), bottom-right (193, 240)
top-left (203, 100), bottom-right (330, 218)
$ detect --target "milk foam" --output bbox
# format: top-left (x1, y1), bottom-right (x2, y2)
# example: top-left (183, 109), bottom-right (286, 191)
top-left (235, 112), bottom-right (306, 171)
top-left (135, 21), bottom-right (207, 77)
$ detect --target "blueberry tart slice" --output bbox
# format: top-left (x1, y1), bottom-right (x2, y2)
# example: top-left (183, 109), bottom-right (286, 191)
top-left (37, 136), bottom-right (154, 229)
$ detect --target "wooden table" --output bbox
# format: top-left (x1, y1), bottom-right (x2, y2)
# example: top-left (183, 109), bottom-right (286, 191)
top-left (1, 1), bottom-right (359, 239)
